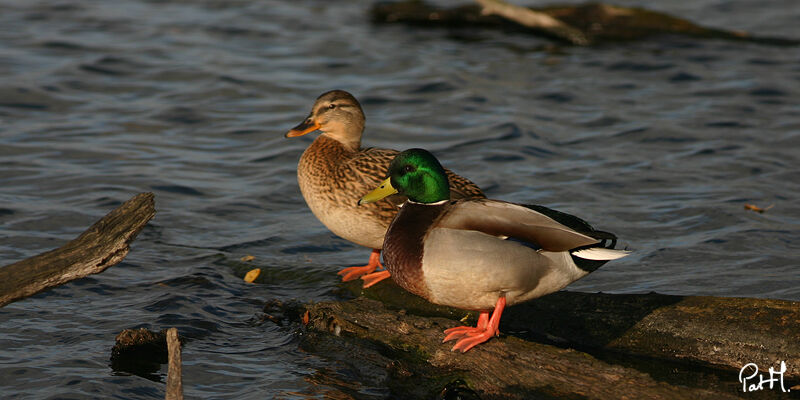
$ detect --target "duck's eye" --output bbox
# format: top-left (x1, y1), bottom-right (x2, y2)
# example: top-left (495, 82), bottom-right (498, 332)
top-left (402, 165), bottom-right (415, 173)
top-left (328, 103), bottom-right (337, 109)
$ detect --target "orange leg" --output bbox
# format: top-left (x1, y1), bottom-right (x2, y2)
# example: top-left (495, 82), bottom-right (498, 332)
top-left (337, 249), bottom-right (386, 282)
top-left (442, 296), bottom-right (506, 352)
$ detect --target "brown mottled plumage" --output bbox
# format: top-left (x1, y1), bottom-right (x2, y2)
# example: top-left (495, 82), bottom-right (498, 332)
top-left (285, 90), bottom-right (484, 286)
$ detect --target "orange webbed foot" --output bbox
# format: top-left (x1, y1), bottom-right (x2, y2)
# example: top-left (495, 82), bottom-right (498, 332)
top-left (337, 249), bottom-right (383, 282)
top-left (443, 297), bottom-right (506, 353)
top-left (451, 330), bottom-right (497, 352)
top-left (443, 312), bottom-right (489, 342)
top-left (337, 265), bottom-right (378, 282)
top-left (361, 270), bottom-right (391, 288)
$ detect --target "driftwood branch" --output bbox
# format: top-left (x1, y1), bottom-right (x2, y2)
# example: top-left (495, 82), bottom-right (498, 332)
top-left (476, 0), bottom-right (589, 45)
top-left (166, 328), bottom-right (183, 400)
top-left (371, 1), bottom-right (800, 46)
top-left (0, 192), bottom-right (155, 307)
top-left (301, 297), bottom-right (743, 399)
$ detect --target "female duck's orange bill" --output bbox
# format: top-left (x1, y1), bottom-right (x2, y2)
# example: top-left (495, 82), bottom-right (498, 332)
top-left (285, 117), bottom-right (321, 137)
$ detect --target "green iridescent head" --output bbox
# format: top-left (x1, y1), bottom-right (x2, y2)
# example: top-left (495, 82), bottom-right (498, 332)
top-left (360, 148), bottom-right (450, 205)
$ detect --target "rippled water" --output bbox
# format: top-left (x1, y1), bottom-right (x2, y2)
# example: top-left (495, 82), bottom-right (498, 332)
top-left (1, 0), bottom-right (798, 398)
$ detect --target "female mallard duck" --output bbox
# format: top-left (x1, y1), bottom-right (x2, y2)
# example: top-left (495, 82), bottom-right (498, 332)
top-left (286, 90), bottom-right (484, 287)
top-left (360, 148), bottom-right (630, 352)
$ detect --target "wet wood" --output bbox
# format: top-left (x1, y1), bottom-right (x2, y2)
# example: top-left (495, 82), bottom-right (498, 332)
top-left (0, 192), bottom-right (155, 307)
top-left (166, 328), bottom-right (183, 400)
top-left (371, 0), bottom-right (800, 46)
top-left (341, 281), bottom-right (800, 379)
top-left (110, 327), bottom-right (168, 376)
top-left (301, 297), bottom-right (742, 399)
top-left (110, 326), bottom-right (187, 386)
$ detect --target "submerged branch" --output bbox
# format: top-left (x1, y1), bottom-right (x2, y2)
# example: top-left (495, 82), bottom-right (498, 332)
top-left (166, 328), bottom-right (183, 400)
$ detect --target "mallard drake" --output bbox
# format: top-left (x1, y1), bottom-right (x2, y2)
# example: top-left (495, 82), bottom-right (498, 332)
top-left (286, 90), bottom-right (484, 287)
top-left (360, 148), bottom-right (630, 352)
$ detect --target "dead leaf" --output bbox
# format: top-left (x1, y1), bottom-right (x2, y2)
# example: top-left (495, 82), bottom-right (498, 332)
top-left (244, 268), bottom-right (261, 283)
top-left (241, 255), bottom-right (255, 262)
top-left (744, 203), bottom-right (774, 213)
top-left (302, 310), bottom-right (310, 325)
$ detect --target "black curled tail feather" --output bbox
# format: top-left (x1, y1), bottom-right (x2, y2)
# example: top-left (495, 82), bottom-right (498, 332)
top-left (588, 229), bottom-right (618, 250)
top-left (570, 229), bottom-right (620, 273)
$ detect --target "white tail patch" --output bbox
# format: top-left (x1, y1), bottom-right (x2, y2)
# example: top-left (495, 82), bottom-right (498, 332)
top-left (571, 248), bottom-right (631, 260)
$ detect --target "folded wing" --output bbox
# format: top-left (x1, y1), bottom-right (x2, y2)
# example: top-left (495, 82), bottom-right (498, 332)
top-left (438, 199), bottom-right (600, 252)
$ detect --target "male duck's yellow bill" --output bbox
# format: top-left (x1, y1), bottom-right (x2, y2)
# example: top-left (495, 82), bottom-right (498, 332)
top-left (358, 178), bottom-right (397, 205)
top-left (285, 118), bottom-right (321, 138)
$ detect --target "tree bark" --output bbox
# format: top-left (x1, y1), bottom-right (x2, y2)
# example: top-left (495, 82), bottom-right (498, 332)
top-left (0, 192), bottom-right (155, 307)
top-left (301, 297), bottom-right (746, 399)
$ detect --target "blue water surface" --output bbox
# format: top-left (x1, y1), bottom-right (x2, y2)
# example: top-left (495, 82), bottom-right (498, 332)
top-left (0, 0), bottom-right (798, 398)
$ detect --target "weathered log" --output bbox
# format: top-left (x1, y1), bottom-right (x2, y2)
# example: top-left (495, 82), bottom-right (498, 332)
top-left (340, 280), bottom-right (800, 379)
top-left (371, 0), bottom-right (800, 46)
top-left (0, 192), bottom-right (155, 307)
top-left (166, 328), bottom-right (183, 400)
top-left (301, 297), bottom-right (744, 399)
